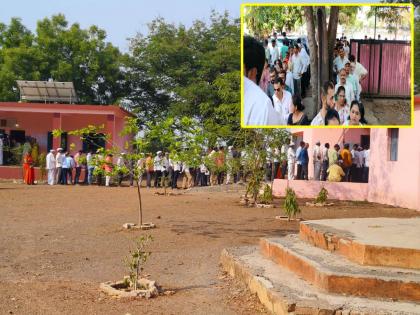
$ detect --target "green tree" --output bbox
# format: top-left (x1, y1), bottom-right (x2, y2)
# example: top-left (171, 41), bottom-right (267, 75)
top-left (0, 15), bottom-right (126, 104)
top-left (125, 11), bottom-right (240, 143)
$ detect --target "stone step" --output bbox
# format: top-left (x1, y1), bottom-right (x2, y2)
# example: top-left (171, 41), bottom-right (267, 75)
top-left (220, 246), bottom-right (420, 315)
top-left (299, 218), bottom-right (420, 269)
top-left (260, 234), bottom-right (420, 302)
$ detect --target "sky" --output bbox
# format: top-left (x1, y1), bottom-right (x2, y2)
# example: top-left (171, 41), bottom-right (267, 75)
top-left (1, 0), bottom-right (374, 51)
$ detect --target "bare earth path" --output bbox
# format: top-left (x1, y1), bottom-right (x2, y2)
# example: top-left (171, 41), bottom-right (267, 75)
top-left (0, 183), bottom-right (418, 315)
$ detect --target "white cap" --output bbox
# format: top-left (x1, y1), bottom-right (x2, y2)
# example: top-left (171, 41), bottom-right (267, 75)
top-left (50, 149), bottom-right (55, 152)
top-left (156, 151), bottom-right (162, 154)
top-left (57, 147), bottom-right (63, 151)
top-left (289, 142), bottom-right (295, 146)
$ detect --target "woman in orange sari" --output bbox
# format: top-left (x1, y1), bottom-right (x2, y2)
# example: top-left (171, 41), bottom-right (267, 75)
top-left (23, 152), bottom-right (35, 185)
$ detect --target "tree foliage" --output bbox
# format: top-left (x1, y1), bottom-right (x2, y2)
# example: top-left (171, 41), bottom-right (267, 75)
top-left (125, 11), bottom-right (240, 142)
top-left (0, 14), bottom-right (126, 104)
top-left (244, 6), bottom-right (303, 37)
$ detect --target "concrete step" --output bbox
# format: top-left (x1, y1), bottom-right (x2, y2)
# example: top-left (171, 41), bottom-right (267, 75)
top-left (260, 234), bottom-right (420, 302)
top-left (220, 246), bottom-right (420, 315)
top-left (299, 218), bottom-right (420, 269)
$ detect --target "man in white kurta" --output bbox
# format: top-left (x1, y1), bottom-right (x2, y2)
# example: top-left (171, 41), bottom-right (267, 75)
top-left (287, 144), bottom-right (296, 180)
top-left (46, 149), bottom-right (56, 185)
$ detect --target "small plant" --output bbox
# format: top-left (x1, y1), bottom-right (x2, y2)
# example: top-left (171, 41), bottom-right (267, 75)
top-left (259, 183), bottom-right (273, 205)
top-left (315, 187), bottom-right (328, 204)
top-left (38, 153), bottom-right (47, 181)
top-left (125, 235), bottom-right (153, 290)
top-left (284, 187), bottom-right (300, 221)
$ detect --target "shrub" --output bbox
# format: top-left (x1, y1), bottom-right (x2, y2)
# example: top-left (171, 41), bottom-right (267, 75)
top-left (315, 187), bottom-right (328, 204)
top-left (284, 187), bottom-right (300, 220)
top-left (125, 235), bottom-right (153, 290)
top-left (259, 183), bottom-right (273, 204)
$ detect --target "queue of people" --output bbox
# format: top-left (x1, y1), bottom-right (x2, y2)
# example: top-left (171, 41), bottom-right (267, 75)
top-left (244, 33), bottom-right (368, 126)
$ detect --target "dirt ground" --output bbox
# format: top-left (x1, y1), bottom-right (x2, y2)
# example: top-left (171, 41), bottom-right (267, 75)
top-left (0, 183), bottom-right (418, 315)
top-left (362, 98), bottom-right (411, 125)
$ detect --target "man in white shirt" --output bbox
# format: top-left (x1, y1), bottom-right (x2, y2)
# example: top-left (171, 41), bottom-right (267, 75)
top-left (298, 43), bottom-right (310, 97)
top-left (311, 81), bottom-right (335, 126)
top-left (313, 142), bottom-right (322, 181)
top-left (269, 39), bottom-right (280, 67)
top-left (287, 143), bottom-right (296, 180)
top-left (349, 54), bottom-right (368, 101)
top-left (272, 78), bottom-right (292, 124)
top-left (243, 36), bottom-right (282, 126)
top-left (363, 146), bottom-right (370, 183)
top-left (55, 148), bottom-right (64, 184)
top-left (291, 44), bottom-right (304, 98)
top-left (154, 151), bottom-right (163, 188)
top-left (335, 69), bottom-right (355, 106)
top-left (321, 143), bottom-right (330, 181)
top-left (46, 149), bottom-right (56, 185)
top-left (333, 46), bottom-right (349, 82)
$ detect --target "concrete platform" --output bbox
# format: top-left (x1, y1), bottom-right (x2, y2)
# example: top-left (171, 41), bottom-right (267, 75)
top-left (260, 235), bottom-right (420, 302)
top-left (300, 218), bottom-right (420, 269)
top-left (220, 246), bottom-right (420, 315)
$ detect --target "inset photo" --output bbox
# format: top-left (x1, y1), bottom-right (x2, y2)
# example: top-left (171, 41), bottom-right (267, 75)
top-left (241, 4), bottom-right (414, 127)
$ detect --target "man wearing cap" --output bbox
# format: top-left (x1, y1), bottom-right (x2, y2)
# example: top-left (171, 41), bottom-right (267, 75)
top-left (46, 149), bottom-right (56, 185)
top-left (313, 142), bottom-right (322, 181)
top-left (55, 148), bottom-right (64, 184)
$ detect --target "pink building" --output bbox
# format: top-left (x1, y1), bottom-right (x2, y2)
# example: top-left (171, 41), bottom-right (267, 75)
top-left (0, 102), bottom-right (134, 179)
top-left (273, 97), bottom-right (420, 211)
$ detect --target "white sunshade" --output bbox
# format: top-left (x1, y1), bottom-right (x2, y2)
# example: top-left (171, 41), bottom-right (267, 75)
top-left (16, 80), bottom-right (78, 103)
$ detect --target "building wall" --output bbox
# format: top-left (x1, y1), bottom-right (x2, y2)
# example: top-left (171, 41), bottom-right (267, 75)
top-left (367, 106), bottom-right (420, 210)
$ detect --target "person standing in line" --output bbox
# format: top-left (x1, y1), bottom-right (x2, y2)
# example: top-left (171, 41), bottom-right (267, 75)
top-left (272, 77), bottom-right (292, 124)
top-left (153, 151), bottom-right (163, 188)
top-left (61, 152), bottom-right (70, 185)
top-left (272, 147), bottom-right (280, 181)
top-left (243, 36), bottom-right (282, 126)
top-left (328, 144), bottom-right (340, 167)
top-left (295, 141), bottom-right (304, 180)
top-left (55, 148), bottom-right (63, 184)
top-left (321, 143), bottom-right (330, 181)
top-left (291, 44), bottom-right (304, 98)
top-left (269, 38), bottom-right (280, 67)
top-left (298, 143), bottom-right (309, 180)
top-left (73, 150), bottom-right (83, 185)
top-left (341, 143), bottom-right (353, 182)
top-left (116, 153), bottom-right (126, 186)
top-left (67, 154), bottom-right (76, 184)
top-left (86, 151), bottom-right (94, 185)
top-left (311, 81), bottom-right (336, 126)
top-left (225, 146), bottom-right (234, 185)
top-left (287, 143), bottom-right (296, 180)
top-left (23, 152), bottom-right (35, 185)
top-left (363, 145), bottom-right (370, 183)
top-left (216, 147), bottom-right (225, 185)
top-left (335, 86), bottom-right (350, 125)
top-left (313, 142), bottom-right (322, 181)
top-left (145, 153), bottom-right (154, 188)
top-left (181, 161), bottom-right (193, 189)
top-left (350, 144), bottom-right (358, 182)
top-left (104, 154), bottom-right (113, 187)
top-left (171, 158), bottom-right (181, 189)
top-left (46, 149), bottom-right (56, 185)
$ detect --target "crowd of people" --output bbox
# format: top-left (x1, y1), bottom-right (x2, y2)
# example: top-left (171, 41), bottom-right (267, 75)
top-left (282, 141), bottom-right (370, 182)
top-left (19, 140), bottom-right (370, 187)
top-left (36, 147), bottom-right (237, 189)
top-left (244, 32), bottom-right (369, 126)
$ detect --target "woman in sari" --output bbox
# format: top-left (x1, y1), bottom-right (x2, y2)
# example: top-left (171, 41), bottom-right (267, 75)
top-left (23, 152), bottom-right (35, 185)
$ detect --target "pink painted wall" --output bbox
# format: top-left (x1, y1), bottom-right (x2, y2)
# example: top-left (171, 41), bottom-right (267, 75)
top-left (0, 111), bottom-right (131, 158)
top-left (272, 179), bottom-right (369, 202)
top-left (367, 105), bottom-right (420, 210)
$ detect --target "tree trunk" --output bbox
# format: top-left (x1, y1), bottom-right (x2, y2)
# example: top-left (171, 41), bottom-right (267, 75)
top-left (136, 180), bottom-right (143, 227)
top-left (319, 7), bottom-right (329, 85)
top-left (328, 6), bottom-right (340, 81)
top-left (304, 7), bottom-right (319, 117)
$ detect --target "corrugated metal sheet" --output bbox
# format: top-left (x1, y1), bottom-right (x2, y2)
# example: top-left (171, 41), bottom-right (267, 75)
top-left (350, 40), bottom-right (411, 97)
